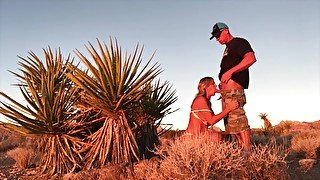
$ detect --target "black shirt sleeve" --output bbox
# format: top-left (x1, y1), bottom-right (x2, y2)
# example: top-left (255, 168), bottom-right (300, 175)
top-left (236, 38), bottom-right (254, 57)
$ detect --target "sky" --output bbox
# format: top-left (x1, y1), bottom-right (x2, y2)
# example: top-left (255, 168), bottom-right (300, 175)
top-left (0, 0), bottom-right (319, 130)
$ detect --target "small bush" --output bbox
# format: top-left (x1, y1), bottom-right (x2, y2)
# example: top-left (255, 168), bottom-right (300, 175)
top-left (274, 121), bottom-right (295, 135)
top-left (291, 129), bottom-right (320, 158)
top-left (245, 143), bottom-right (288, 179)
top-left (0, 127), bottom-right (27, 152)
top-left (251, 134), bottom-right (270, 145)
top-left (62, 164), bottom-right (132, 180)
top-left (6, 147), bottom-right (35, 169)
top-left (251, 133), bottom-right (292, 150)
top-left (133, 134), bottom-right (288, 179)
top-left (0, 134), bottom-right (25, 152)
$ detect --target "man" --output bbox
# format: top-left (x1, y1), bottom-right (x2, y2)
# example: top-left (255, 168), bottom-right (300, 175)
top-left (209, 22), bottom-right (256, 150)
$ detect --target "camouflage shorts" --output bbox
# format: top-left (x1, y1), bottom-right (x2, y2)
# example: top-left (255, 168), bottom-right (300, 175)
top-left (221, 89), bottom-right (250, 134)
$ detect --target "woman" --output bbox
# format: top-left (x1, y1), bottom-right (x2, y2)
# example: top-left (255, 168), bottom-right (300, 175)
top-left (185, 77), bottom-right (238, 141)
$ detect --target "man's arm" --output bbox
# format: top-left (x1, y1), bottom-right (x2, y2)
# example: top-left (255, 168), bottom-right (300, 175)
top-left (221, 52), bottom-right (256, 84)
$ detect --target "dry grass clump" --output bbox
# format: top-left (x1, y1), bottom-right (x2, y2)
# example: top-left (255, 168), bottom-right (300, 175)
top-left (160, 135), bottom-right (244, 179)
top-left (251, 133), bottom-right (272, 145)
top-left (312, 120), bottom-right (320, 129)
top-left (133, 134), bottom-right (288, 179)
top-left (298, 159), bottom-right (317, 171)
top-left (251, 128), bottom-right (292, 150)
top-left (0, 128), bottom-right (25, 152)
top-left (291, 129), bottom-right (320, 159)
top-left (6, 147), bottom-right (36, 169)
top-left (246, 144), bottom-right (288, 179)
top-left (62, 164), bottom-right (132, 180)
top-left (160, 129), bottom-right (185, 139)
top-left (273, 120), bottom-right (300, 135)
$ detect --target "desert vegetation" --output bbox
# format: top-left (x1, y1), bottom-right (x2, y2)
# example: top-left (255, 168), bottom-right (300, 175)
top-left (1, 121), bottom-right (320, 179)
top-left (259, 112), bottom-right (272, 130)
top-left (0, 38), bottom-right (319, 179)
top-left (134, 134), bottom-right (288, 179)
top-left (0, 38), bottom-right (177, 175)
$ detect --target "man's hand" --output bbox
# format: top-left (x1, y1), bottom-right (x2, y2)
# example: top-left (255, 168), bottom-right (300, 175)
top-left (221, 70), bottom-right (233, 84)
top-left (220, 52), bottom-right (256, 86)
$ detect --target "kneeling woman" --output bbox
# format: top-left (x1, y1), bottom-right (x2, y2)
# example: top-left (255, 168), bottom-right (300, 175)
top-left (185, 77), bottom-right (238, 141)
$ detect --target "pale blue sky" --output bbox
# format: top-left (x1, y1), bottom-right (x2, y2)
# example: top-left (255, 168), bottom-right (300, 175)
top-left (1, 0), bottom-right (319, 130)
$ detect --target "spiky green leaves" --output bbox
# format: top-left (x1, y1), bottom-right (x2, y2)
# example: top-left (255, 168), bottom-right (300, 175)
top-left (0, 48), bottom-right (79, 134)
top-left (259, 113), bottom-right (268, 120)
top-left (0, 38), bottom-right (179, 173)
top-left (67, 38), bottom-right (162, 114)
top-left (141, 80), bottom-right (178, 121)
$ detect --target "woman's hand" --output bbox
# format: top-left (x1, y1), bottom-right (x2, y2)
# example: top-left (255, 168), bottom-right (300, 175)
top-left (226, 100), bottom-right (239, 111)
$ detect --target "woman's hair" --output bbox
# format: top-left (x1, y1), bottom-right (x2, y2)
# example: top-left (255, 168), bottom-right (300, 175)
top-left (196, 77), bottom-right (214, 96)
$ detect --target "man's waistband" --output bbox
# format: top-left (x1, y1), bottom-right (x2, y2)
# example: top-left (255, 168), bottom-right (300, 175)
top-left (220, 89), bottom-right (244, 94)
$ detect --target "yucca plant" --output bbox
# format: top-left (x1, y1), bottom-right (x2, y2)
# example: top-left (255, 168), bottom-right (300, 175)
top-left (0, 48), bottom-right (85, 174)
top-left (128, 80), bottom-right (178, 158)
top-left (67, 38), bottom-right (175, 169)
top-left (136, 80), bottom-right (177, 158)
top-left (140, 80), bottom-right (178, 124)
top-left (259, 113), bottom-right (272, 130)
top-left (0, 38), bottom-right (178, 174)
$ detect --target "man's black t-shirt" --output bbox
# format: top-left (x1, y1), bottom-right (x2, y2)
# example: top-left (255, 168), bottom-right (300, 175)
top-left (219, 37), bottom-right (254, 89)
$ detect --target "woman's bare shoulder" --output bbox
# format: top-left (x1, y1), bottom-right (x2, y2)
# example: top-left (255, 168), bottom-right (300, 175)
top-left (192, 96), bottom-right (210, 109)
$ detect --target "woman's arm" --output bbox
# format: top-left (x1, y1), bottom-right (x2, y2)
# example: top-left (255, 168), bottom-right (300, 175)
top-left (207, 106), bottom-right (233, 125)
top-left (192, 97), bottom-right (238, 126)
top-left (206, 100), bottom-right (238, 125)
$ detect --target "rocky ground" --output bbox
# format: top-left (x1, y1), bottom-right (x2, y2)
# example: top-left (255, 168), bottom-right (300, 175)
top-left (286, 154), bottom-right (320, 180)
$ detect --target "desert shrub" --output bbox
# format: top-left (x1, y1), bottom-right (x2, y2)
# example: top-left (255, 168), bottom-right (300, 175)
top-left (312, 120), bottom-right (320, 129)
top-left (133, 134), bottom-right (288, 180)
top-left (251, 133), bottom-right (292, 149)
top-left (62, 164), bottom-right (133, 180)
top-left (245, 144), bottom-right (288, 179)
top-left (251, 127), bottom-right (279, 143)
top-left (0, 129), bottom-right (25, 152)
top-left (251, 133), bottom-right (270, 145)
top-left (159, 135), bottom-right (246, 179)
top-left (273, 120), bottom-right (298, 135)
top-left (160, 129), bottom-right (185, 139)
top-left (0, 127), bottom-right (11, 141)
top-left (134, 134), bottom-right (244, 179)
top-left (291, 129), bottom-right (320, 158)
top-left (6, 147), bottom-right (35, 168)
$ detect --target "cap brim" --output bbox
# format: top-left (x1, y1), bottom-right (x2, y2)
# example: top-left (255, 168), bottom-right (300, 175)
top-left (209, 31), bottom-right (221, 40)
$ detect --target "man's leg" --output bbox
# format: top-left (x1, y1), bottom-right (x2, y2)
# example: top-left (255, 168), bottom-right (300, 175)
top-left (239, 129), bottom-right (251, 150)
top-left (222, 89), bottom-right (250, 149)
